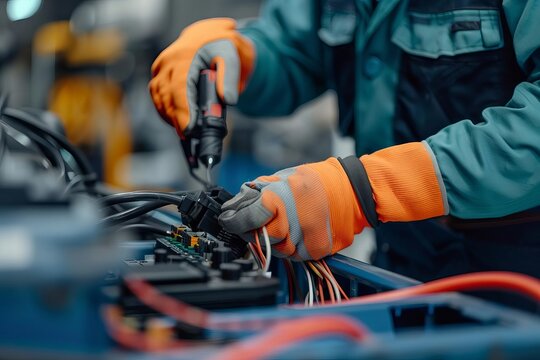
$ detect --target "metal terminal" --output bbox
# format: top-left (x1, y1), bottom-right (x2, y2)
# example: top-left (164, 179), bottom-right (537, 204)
top-left (206, 156), bottom-right (214, 186)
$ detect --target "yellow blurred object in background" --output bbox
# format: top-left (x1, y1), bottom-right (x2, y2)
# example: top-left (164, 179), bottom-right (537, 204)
top-left (49, 77), bottom-right (131, 187)
top-left (33, 21), bottom-right (72, 55)
top-left (33, 21), bottom-right (124, 65)
top-left (34, 22), bottom-right (132, 188)
top-left (65, 29), bottom-right (124, 66)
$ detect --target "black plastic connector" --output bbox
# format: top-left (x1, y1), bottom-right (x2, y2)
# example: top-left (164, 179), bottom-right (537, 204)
top-left (178, 188), bottom-right (247, 259)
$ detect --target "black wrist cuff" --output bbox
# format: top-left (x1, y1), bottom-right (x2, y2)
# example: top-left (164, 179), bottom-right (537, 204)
top-left (337, 156), bottom-right (379, 227)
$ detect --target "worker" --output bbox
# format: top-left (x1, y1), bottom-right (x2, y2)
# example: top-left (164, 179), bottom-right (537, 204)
top-left (150, 0), bottom-right (540, 283)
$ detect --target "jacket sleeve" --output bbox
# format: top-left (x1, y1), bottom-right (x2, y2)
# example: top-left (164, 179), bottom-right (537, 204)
top-left (357, 1), bottom-right (539, 224)
top-left (236, 0), bottom-right (327, 117)
top-left (425, 0), bottom-right (540, 219)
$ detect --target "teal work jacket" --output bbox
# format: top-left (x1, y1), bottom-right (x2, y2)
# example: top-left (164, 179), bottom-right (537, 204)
top-left (237, 0), bottom-right (540, 221)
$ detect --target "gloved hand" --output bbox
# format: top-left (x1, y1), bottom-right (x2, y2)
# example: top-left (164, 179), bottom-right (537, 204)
top-left (149, 18), bottom-right (255, 137)
top-left (219, 158), bottom-right (369, 261)
top-left (219, 142), bottom-right (449, 261)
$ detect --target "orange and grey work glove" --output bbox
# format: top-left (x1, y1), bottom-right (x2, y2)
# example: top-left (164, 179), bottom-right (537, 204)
top-left (219, 158), bottom-right (370, 261)
top-left (149, 18), bottom-right (255, 137)
top-left (219, 142), bottom-right (448, 261)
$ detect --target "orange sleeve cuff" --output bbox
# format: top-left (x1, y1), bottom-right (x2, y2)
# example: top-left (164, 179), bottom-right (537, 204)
top-left (360, 142), bottom-right (448, 223)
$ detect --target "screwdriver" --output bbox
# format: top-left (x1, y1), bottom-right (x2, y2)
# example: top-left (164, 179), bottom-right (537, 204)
top-left (196, 70), bottom-right (227, 185)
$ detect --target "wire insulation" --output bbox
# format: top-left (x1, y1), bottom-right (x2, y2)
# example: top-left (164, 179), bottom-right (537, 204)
top-left (4, 107), bottom-right (95, 177)
top-left (248, 243), bottom-right (263, 270)
top-left (314, 261), bottom-right (340, 302)
top-left (262, 226), bottom-right (271, 273)
top-left (301, 263), bottom-right (314, 307)
top-left (209, 315), bottom-right (369, 360)
top-left (345, 271), bottom-right (540, 305)
top-left (100, 191), bottom-right (186, 207)
top-left (101, 201), bottom-right (170, 225)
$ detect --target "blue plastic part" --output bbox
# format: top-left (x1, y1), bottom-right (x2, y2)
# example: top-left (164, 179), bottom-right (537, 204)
top-left (218, 153), bottom-right (278, 193)
top-left (204, 292), bottom-right (540, 359)
top-left (326, 254), bottom-right (420, 293)
top-left (0, 284), bottom-right (110, 355)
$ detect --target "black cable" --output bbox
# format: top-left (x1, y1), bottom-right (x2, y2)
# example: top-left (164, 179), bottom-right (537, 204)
top-left (248, 245), bottom-right (263, 270)
top-left (100, 191), bottom-right (186, 207)
top-left (0, 94), bottom-right (7, 166)
top-left (0, 124), bottom-right (7, 167)
top-left (1, 110), bottom-right (69, 182)
top-left (0, 93), bottom-right (7, 115)
top-left (3, 107), bottom-right (95, 179)
top-left (114, 224), bottom-right (170, 237)
top-left (63, 173), bottom-right (98, 195)
top-left (2, 119), bottom-right (67, 178)
top-left (0, 96), bottom-right (66, 180)
top-left (44, 135), bottom-right (69, 182)
top-left (308, 269), bottom-right (318, 304)
top-left (287, 260), bottom-right (303, 302)
top-left (63, 174), bottom-right (85, 194)
top-left (101, 201), bottom-right (170, 225)
top-left (0, 97), bottom-right (97, 192)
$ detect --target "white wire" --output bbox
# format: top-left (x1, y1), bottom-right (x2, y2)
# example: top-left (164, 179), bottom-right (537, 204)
top-left (262, 226), bottom-right (271, 273)
top-left (301, 262), bottom-right (314, 306)
top-left (316, 263), bottom-right (341, 303)
top-left (331, 276), bottom-right (341, 303)
top-left (247, 243), bottom-right (263, 270)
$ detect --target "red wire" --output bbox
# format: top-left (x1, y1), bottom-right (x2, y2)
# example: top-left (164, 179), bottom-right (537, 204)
top-left (125, 278), bottom-right (211, 329)
top-left (336, 271), bottom-right (540, 306)
top-left (127, 269), bottom-right (540, 340)
top-left (318, 278), bottom-right (325, 304)
top-left (254, 230), bottom-right (266, 265)
top-left (208, 315), bottom-right (370, 360)
top-left (125, 277), bottom-right (279, 332)
top-left (117, 270), bottom-right (540, 358)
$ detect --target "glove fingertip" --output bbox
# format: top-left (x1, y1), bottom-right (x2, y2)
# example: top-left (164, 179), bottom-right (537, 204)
top-left (151, 56), bottom-right (164, 77)
top-left (222, 88), bottom-right (239, 105)
top-left (218, 212), bottom-right (245, 236)
top-left (218, 209), bottom-right (236, 223)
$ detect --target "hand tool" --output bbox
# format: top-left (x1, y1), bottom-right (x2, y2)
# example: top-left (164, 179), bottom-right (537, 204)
top-left (181, 70), bottom-right (227, 187)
